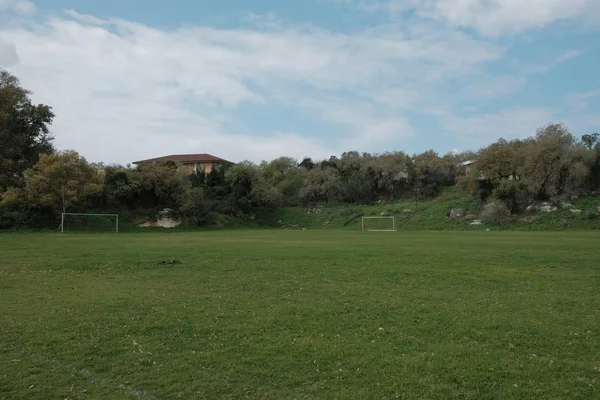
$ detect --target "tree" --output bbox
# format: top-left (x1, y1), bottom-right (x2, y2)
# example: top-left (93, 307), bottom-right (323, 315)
top-left (1, 151), bottom-right (102, 214)
top-left (260, 157), bottom-right (306, 205)
top-left (299, 157), bottom-right (315, 171)
top-left (458, 139), bottom-right (526, 199)
top-left (410, 150), bottom-right (456, 198)
top-left (371, 152), bottom-right (411, 200)
top-left (299, 167), bottom-right (342, 204)
top-left (335, 152), bottom-right (376, 203)
top-left (0, 69), bottom-right (55, 191)
top-left (521, 124), bottom-right (590, 199)
top-left (226, 161), bottom-right (281, 211)
top-left (582, 133), bottom-right (600, 150)
top-left (136, 163), bottom-right (192, 210)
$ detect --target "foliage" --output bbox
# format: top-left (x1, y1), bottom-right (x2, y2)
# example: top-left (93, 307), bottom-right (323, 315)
top-left (493, 179), bottom-right (531, 213)
top-left (299, 166), bottom-right (342, 204)
top-left (480, 201), bottom-right (511, 223)
top-left (1, 151), bottom-right (102, 214)
top-left (460, 124), bottom-right (597, 202)
top-left (226, 161), bottom-right (282, 211)
top-left (519, 124), bottom-right (589, 199)
top-left (0, 69), bottom-right (55, 191)
top-left (179, 187), bottom-right (206, 226)
top-left (260, 157), bottom-right (306, 205)
top-left (370, 151), bottom-right (411, 199)
top-left (581, 133), bottom-right (599, 149)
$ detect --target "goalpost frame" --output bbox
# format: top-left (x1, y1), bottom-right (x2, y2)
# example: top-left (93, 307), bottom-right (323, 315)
top-left (362, 216), bottom-right (396, 232)
top-left (60, 213), bottom-right (119, 233)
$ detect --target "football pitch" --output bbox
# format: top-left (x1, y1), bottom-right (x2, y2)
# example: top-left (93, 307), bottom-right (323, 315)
top-left (1, 230), bottom-right (599, 399)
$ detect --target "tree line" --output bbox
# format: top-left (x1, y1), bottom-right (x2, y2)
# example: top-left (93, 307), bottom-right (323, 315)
top-left (1, 69), bottom-right (599, 228)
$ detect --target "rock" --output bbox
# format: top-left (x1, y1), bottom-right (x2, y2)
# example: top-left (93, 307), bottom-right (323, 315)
top-left (155, 208), bottom-right (181, 228)
top-left (450, 208), bottom-right (465, 218)
top-left (315, 209), bottom-right (323, 215)
top-left (570, 209), bottom-right (582, 214)
top-left (156, 216), bottom-right (181, 228)
top-left (525, 204), bottom-right (537, 212)
top-left (520, 216), bottom-right (537, 222)
top-left (465, 214), bottom-right (477, 220)
top-left (470, 220), bottom-right (482, 225)
top-left (539, 202), bottom-right (557, 213)
top-left (380, 212), bottom-right (387, 216)
top-left (561, 202), bottom-right (574, 209)
top-left (403, 209), bottom-right (413, 214)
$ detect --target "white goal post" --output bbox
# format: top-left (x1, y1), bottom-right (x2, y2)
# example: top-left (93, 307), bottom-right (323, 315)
top-left (362, 216), bottom-right (396, 232)
top-left (60, 213), bottom-right (119, 233)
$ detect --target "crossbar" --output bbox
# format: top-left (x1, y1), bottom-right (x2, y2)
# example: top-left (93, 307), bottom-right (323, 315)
top-left (62, 213), bottom-right (119, 216)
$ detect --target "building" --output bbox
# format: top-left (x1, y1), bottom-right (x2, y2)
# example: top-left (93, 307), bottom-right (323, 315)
top-left (132, 153), bottom-right (234, 174)
top-left (457, 159), bottom-right (476, 174)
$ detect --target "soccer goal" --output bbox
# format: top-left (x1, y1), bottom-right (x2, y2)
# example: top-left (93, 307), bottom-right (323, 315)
top-left (60, 213), bottom-right (119, 233)
top-left (362, 216), bottom-right (396, 232)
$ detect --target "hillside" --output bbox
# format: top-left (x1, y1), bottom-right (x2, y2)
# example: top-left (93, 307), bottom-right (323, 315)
top-left (253, 189), bottom-right (600, 231)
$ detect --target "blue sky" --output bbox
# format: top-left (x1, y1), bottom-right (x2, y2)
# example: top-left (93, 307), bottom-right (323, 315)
top-left (1, 0), bottom-right (599, 164)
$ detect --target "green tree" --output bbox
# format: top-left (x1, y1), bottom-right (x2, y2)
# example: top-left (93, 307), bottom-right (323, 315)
top-left (459, 138), bottom-right (529, 200)
top-left (299, 157), bottom-right (315, 171)
top-left (335, 152), bottom-right (376, 203)
top-left (260, 157), bottom-right (307, 205)
top-left (1, 151), bottom-right (102, 214)
top-left (371, 152), bottom-right (411, 200)
top-left (226, 161), bottom-right (281, 211)
top-left (582, 133), bottom-right (599, 150)
top-left (136, 163), bottom-right (192, 210)
top-left (0, 69), bottom-right (55, 191)
top-left (522, 124), bottom-right (591, 199)
top-left (410, 150), bottom-right (456, 198)
top-left (299, 167), bottom-right (342, 204)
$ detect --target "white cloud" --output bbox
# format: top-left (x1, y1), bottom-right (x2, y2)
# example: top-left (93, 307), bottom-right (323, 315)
top-left (1, 8), bottom-right (506, 164)
top-left (0, 38), bottom-right (19, 67)
top-left (566, 91), bottom-right (600, 114)
top-left (2, 2), bottom-right (596, 164)
top-left (443, 107), bottom-right (556, 148)
top-left (0, 0), bottom-right (35, 14)
top-left (337, 0), bottom-right (600, 37)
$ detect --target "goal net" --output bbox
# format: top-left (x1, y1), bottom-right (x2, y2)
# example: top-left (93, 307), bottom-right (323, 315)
top-left (362, 216), bottom-right (395, 232)
top-left (60, 213), bottom-right (119, 233)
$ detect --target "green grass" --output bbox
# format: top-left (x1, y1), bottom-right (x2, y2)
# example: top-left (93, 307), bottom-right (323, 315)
top-left (1, 230), bottom-right (600, 399)
top-left (255, 191), bottom-right (600, 231)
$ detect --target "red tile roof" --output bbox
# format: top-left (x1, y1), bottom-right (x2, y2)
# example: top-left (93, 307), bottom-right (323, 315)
top-left (133, 153), bottom-right (233, 165)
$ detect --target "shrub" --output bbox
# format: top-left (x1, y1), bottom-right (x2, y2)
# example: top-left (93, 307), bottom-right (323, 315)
top-left (494, 180), bottom-right (531, 213)
top-left (480, 202), bottom-right (511, 224)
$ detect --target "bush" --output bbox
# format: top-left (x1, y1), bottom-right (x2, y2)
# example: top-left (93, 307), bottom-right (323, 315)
top-left (494, 180), bottom-right (531, 213)
top-left (480, 202), bottom-right (511, 224)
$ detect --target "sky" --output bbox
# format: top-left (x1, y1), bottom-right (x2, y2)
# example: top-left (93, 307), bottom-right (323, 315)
top-left (0, 0), bottom-right (599, 165)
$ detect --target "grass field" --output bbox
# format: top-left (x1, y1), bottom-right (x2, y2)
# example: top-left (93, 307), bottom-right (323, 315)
top-left (1, 230), bottom-right (599, 399)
